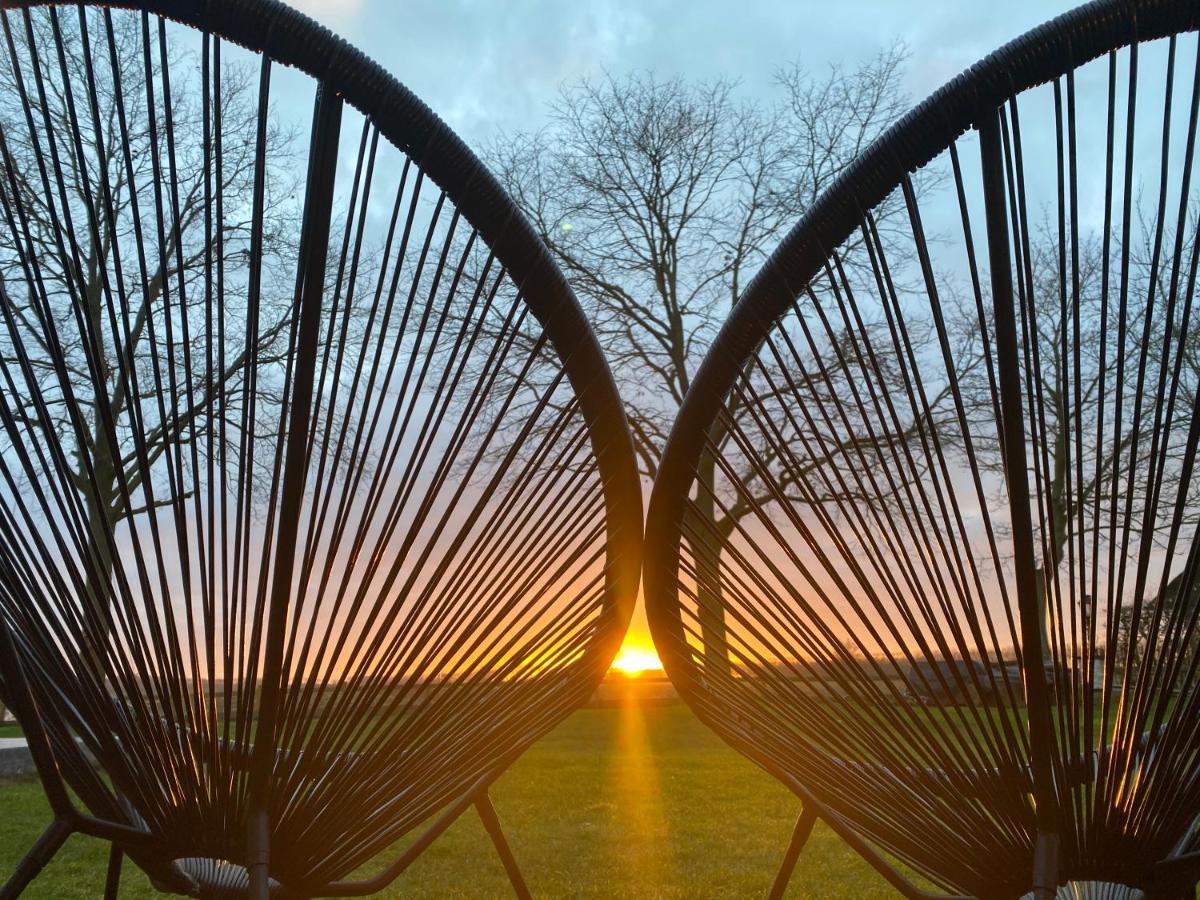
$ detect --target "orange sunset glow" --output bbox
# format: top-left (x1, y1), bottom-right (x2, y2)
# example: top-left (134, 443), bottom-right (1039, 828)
top-left (609, 643), bottom-right (663, 677)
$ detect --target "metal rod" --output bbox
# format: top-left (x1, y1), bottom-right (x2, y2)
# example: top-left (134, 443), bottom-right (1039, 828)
top-left (318, 766), bottom-right (507, 896)
top-left (0, 591), bottom-right (73, 819)
top-left (475, 791), bottom-right (533, 900)
top-left (246, 79), bottom-right (344, 900)
top-left (978, 107), bottom-right (1059, 899)
top-left (768, 805), bottom-right (817, 900)
top-left (103, 844), bottom-right (123, 900)
top-left (0, 818), bottom-right (72, 900)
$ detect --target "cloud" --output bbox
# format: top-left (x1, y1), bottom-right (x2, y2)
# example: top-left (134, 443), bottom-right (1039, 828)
top-left (329, 0), bottom-right (1080, 156)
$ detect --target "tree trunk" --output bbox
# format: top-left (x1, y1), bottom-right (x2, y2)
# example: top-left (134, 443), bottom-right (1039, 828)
top-left (685, 444), bottom-right (735, 680)
top-left (78, 251), bottom-right (120, 677)
top-left (1035, 400), bottom-right (1071, 668)
top-left (80, 448), bottom-right (117, 678)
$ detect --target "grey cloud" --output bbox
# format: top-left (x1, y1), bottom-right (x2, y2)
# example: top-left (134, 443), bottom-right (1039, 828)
top-left (310, 0), bottom-right (1080, 152)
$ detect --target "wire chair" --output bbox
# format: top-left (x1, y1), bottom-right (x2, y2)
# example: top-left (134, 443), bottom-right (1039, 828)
top-left (644, 1), bottom-right (1200, 898)
top-left (0, 1), bottom-right (641, 897)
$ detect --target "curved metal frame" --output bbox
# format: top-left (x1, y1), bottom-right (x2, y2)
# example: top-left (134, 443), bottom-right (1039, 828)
top-left (645, 1), bottom-right (1200, 898)
top-left (0, 0), bottom-right (642, 896)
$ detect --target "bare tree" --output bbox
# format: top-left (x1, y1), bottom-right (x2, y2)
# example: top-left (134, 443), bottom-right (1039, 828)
top-left (0, 10), bottom-right (301, 666)
top-left (487, 48), bottom-right (921, 672)
top-left (954, 217), bottom-right (1200, 667)
top-left (1113, 570), bottom-right (1200, 671)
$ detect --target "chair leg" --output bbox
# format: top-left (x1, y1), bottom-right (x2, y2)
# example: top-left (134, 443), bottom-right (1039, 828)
top-left (104, 844), bottom-right (123, 900)
top-left (474, 791), bottom-right (532, 900)
top-left (246, 807), bottom-right (272, 900)
top-left (0, 818), bottom-right (72, 899)
top-left (768, 805), bottom-right (817, 900)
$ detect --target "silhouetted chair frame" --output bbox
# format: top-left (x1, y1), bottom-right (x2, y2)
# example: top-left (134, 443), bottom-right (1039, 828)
top-left (0, 1), bottom-right (642, 897)
top-left (645, 1), bottom-right (1200, 898)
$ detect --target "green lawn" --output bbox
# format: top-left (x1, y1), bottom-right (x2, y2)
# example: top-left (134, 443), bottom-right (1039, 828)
top-left (0, 701), bottom-right (900, 898)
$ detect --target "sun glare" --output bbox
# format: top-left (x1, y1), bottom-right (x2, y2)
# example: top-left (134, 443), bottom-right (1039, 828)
top-left (610, 645), bottom-right (663, 677)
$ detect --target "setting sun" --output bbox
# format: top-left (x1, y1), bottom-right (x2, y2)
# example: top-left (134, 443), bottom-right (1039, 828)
top-left (609, 645), bottom-right (664, 677)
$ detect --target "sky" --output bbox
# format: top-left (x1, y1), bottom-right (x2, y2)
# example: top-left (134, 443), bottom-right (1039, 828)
top-left (291, 0), bottom-right (1083, 153)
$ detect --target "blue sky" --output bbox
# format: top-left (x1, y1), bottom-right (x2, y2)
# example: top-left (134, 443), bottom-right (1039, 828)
top-left (292, 0), bottom-right (1083, 152)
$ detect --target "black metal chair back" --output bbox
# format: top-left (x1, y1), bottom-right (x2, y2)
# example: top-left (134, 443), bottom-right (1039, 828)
top-left (0, 2), bottom-right (641, 896)
top-left (645, 1), bottom-right (1200, 897)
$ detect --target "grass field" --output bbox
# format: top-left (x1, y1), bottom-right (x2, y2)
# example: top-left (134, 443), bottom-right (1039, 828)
top-left (0, 699), bottom-right (902, 898)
